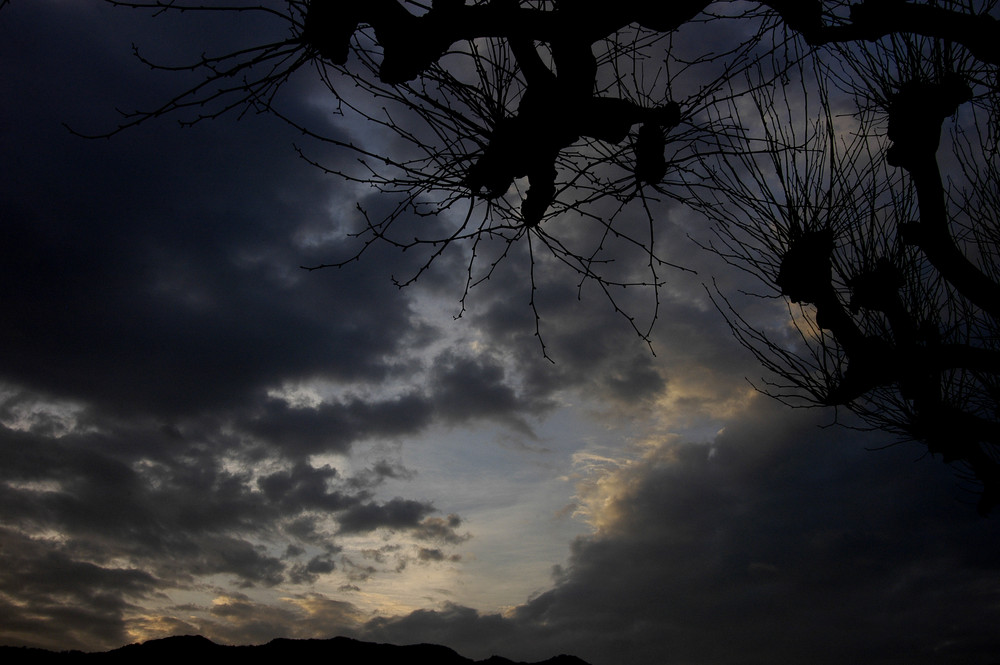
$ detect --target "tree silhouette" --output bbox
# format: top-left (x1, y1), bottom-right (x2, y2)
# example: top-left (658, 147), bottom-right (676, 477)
top-left (688, 12), bottom-right (1000, 514)
top-left (100, 0), bottom-right (1000, 513)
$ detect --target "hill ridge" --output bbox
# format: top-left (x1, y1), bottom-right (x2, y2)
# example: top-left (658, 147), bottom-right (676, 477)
top-left (0, 634), bottom-right (592, 665)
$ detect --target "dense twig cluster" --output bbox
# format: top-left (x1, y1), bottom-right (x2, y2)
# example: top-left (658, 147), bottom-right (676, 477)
top-left (100, 0), bottom-right (1000, 511)
top-left (690, 8), bottom-right (1000, 512)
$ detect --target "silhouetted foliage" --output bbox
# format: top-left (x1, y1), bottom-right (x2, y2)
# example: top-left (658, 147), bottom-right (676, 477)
top-left (98, 0), bottom-right (1000, 513)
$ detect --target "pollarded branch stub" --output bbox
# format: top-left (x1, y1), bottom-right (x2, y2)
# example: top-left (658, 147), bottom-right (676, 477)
top-left (464, 94), bottom-right (681, 224)
top-left (462, 86), bottom-right (577, 200)
top-left (628, 0), bottom-right (713, 32)
top-left (885, 75), bottom-right (973, 168)
top-left (374, 1), bottom-right (464, 84)
top-left (913, 407), bottom-right (1000, 516)
top-left (300, 0), bottom-right (470, 84)
top-left (848, 257), bottom-right (924, 351)
top-left (521, 163), bottom-right (558, 228)
top-left (548, 0), bottom-right (710, 38)
top-left (301, 0), bottom-right (363, 64)
top-left (762, 0), bottom-right (824, 34)
top-left (847, 257), bottom-right (904, 314)
top-left (897, 344), bottom-right (942, 404)
top-left (847, 0), bottom-right (1000, 66)
top-left (847, 0), bottom-right (909, 37)
top-left (635, 122), bottom-right (667, 185)
top-left (824, 335), bottom-right (898, 405)
top-left (775, 228), bottom-right (835, 305)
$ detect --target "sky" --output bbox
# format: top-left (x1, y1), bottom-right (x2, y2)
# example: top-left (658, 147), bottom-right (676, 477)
top-left (1, 2), bottom-right (999, 664)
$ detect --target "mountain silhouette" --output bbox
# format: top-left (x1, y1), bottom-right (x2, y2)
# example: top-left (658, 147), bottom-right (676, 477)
top-left (0, 635), bottom-right (592, 665)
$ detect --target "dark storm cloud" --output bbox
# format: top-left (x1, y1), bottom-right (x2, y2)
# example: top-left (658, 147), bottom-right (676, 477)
top-left (6, 2), bottom-right (997, 664)
top-left (336, 499), bottom-right (467, 542)
top-left (0, 406), bottom-right (463, 549)
top-left (0, 1), bottom-right (422, 421)
top-left (258, 462), bottom-right (355, 512)
top-left (427, 351), bottom-right (548, 431)
top-left (337, 497), bottom-right (437, 534)
top-left (0, 413), bottom-right (459, 649)
top-left (466, 262), bottom-right (748, 420)
top-left (362, 403), bottom-right (1000, 665)
top-left (363, 603), bottom-right (515, 658)
top-left (1, 1), bottom-right (534, 649)
top-left (0, 413), bottom-right (277, 539)
top-left (0, 423), bottom-right (268, 573)
top-left (457, 276), bottom-right (656, 405)
top-left (242, 393), bottom-right (434, 458)
top-left (344, 459), bottom-right (416, 490)
top-left (234, 349), bottom-right (549, 458)
top-left (157, 592), bottom-right (366, 647)
top-left (0, 0), bottom-right (616, 477)
top-left (0, 527), bottom-right (159, 651)
top-left (0, 0), bottom-right (554, 461)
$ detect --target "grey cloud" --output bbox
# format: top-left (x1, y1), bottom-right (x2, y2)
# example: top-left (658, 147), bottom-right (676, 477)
top-left (280, 517), bottom-right (340, 551)
top-left (416, 548), bottom-right (461, 563)
top-left (498, 409), bottom-right (1000, 664)
top-left (12, 587), bottom-right (365, 653)
top-left (0, 530), bottom-right (158, 601)
top-left (0, 0), bottom-right (614, 486)
top-left (597, 352), bottom-right (668, 404)
top-left (412, 514), bottom-right (470, 544)
top-left (417, 548), bottom-right (446, 562)
top-left (243, 394), bottom-right (433, 458)
top-left (183, 593), bottom-right (364, 647)
top-left (0, 410), bottom-right (467, 648)
top-left (287, 555), bottom-right (338, 585)
top-left (462, 272), bottom-right (675, 412)
top-left (428, 352), bottom-right (548, 430)
top-left (176, 537), bottom-right (286, 589)
top-left (360, 545), bottom-right (402, 564)
top-left (258, 463), bottom-right (356, 512)
top-left (344, 460), bottom-right (416, 491)
top-left (451, 197), bottom-right (764, 419)
top-left (352, 542), bottom-right (463, 574)
top-left (360, 403), bottom-right (1000, 665)
top-left (8, 3), bottom-right (997, 664)
top-left (0, 528), bottom-right (159, 651)
top-left (0, 422), bottom-right (269, 545)
top-left (0, 412), bottom-right (461, 555)
top-left (337, 497), bottom-right (437, 535)
top-left (0, 1), bottom-right (737, 448)
top-left (0, 0), bottom-right (494, 643)
top-left (305, 555), bottom-right (337, 575)
top-left (0, 3), bottom-right (424, 423)
top-left (337, 502), bottom-right (468, 546)
top-left (202, 594), bottom-right (308, 645)
top-left (370, 459), bottom-right (415, 480)
top-left (339, 556), bottom-right (378, 583)
top-left (362, 603), bottom-right (515, 660)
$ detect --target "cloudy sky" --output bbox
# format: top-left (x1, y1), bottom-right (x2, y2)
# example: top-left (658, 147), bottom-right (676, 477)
top-left (1, 2), bottom-right (999, 664)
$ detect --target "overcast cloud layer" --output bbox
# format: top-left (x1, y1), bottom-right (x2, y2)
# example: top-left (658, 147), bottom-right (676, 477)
top-left (1, 3), bottom-right (999, 665)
